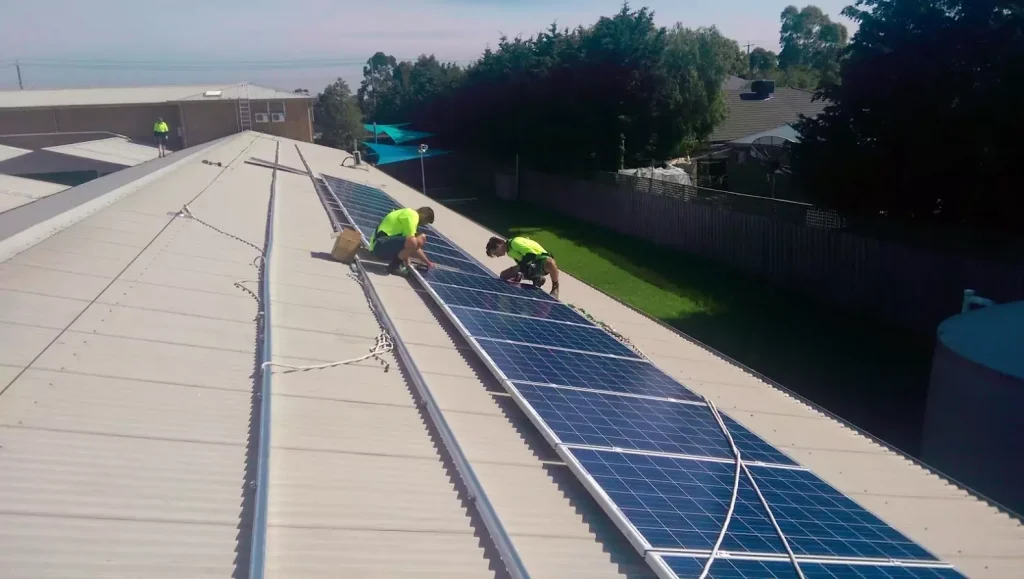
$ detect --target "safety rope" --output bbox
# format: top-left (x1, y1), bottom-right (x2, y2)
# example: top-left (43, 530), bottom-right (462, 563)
top-left (176, 206), bottom-right (393, 375)
top-left (704, 399), bottom-right (805, 579)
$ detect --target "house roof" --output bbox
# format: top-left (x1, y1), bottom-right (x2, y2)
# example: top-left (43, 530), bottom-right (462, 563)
top-left (0, 174), bottom-right (68, 214)
top-left (44, 137), bottom-right (159, 166)
top-left (711, 87), bottom-right (827, 143)
top-left (0, 82), bottom-right (311, 110)
top-left (729, 123), bottom-right (802, 145)
top-left (0, 131), bottom-right (1020, 578)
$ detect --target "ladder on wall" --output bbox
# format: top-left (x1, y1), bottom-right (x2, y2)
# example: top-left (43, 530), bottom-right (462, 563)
top-left (239, 99), bottom-right (253, 131)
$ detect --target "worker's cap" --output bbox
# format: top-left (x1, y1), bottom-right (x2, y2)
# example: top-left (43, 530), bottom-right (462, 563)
top-left (485, 236), bottom-right (505, 257)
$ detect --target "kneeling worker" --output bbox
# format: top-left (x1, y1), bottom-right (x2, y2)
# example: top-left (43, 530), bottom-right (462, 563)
top-left (370, 206), bottom-right (436, 275)
top-left (485, 236), bottom-right (561, 299)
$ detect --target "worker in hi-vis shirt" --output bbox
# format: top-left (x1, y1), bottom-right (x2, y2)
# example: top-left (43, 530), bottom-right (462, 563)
top-left (485, 236), bottom-right (561, 299)
top-left (370, 206), bottom-right (436, 275)
top-left (153, 117), bottom-right (170, 158)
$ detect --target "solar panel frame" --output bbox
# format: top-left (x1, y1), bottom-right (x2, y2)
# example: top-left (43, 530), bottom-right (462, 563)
top-left (648, 554), bottom-right (966, 579)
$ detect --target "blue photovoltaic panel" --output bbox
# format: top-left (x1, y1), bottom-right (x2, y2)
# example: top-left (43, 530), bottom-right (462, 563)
top-left (568, 448), bottom-right (937, 561)
top-left (657, 555), bottom-right (965, 579)
top-left (429, 284), bottom-right (594, 326)
top-left (512, 383), bottom-right (796, 466)
top-left (424, 269), bottom-right (560, 302)
top-left (478, 340), bottom-right (701, 402)
top-left (427, 253), bottom-right (492, 276)
top-left (423, 243), bottom-right (476, 262)
top-left (453, 308), bottom-right (639, 358)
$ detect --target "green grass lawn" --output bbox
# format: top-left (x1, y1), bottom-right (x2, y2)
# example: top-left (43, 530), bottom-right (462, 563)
top-left (451, 196), bottom-right (937, 456)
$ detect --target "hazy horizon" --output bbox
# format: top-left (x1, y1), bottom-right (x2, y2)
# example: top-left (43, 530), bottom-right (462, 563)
top-left (0, 0), bottom-right (856, 93)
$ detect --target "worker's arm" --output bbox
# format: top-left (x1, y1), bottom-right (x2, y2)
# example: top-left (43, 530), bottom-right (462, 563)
top-left (406, 233), bottom-right (433, 269)
top-left (544, 258), bottom-right (561, 298)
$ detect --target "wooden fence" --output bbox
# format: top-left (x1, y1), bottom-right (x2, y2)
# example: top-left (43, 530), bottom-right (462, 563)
top-left (518, 170), bottom-right (1024, 332)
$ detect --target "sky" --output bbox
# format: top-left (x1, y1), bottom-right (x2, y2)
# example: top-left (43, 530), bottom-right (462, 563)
top-left (0, 0), bottom-right (856, 92)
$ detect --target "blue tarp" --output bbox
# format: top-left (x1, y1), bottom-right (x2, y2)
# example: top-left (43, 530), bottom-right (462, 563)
top-left (362, 142), bottom-right (451, 165)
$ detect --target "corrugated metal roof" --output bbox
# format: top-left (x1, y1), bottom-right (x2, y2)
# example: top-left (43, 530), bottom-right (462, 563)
top-left (711, 88), bottom-right (827, 143)
top-left (0, 175), bottom-right (68, 214)
top-left (3, 131), bottom-right (1021, 578)
top-left (43, 137), bottom-right (159, 166)
top-left (0, 83), bottom-right (311, 109)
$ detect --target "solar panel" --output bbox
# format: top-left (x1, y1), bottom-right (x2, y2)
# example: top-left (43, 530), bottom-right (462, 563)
top-left (478, 340), bottom-right (701, 402)
top-left (429, 284), bottom-right (594, 326)
top-left (653, 555), bottom-right (965, 579)
top-left (452, 308), bottom-right (640, 358)
top-left (424, 269), bottom-right (560, 301)
top-left (426, 253), bottom-right (493, 276)
top-left (566, 448), bottom-right (937, 561)
top-left (423, 243), bottom-right (476, 262)
top-left (512, 383), bottom-right (796, 466)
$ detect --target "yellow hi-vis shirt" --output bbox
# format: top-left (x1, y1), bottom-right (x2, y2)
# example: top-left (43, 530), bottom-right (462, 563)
top-left (370, 208), bottom-right (419, 250)
top-left (154, 121), bottom-right (169, 134)
top-left (507, 237), bottom-right (547, 263)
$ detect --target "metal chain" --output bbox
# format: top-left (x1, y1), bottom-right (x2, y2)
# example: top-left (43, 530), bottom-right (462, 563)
top-left (177, 204), bottom-right (265, 257)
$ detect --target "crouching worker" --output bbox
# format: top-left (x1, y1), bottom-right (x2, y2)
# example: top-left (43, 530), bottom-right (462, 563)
top-left (370, 206), bottom-right (435, 275)
top-left (485, 236), bottom-right (561, 299)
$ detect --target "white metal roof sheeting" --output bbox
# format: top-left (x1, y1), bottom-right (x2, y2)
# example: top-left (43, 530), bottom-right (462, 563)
top-left (0, 144), bottom-right (31, 162)
top-left (0, 174), bottom-right (68, 214)
top-left (262, 145), bottom-right (498, 577)
top-left (0, 83), bottom-right (311, 109)
top-left (0, 132), bottom-right (271, 578)
top-left (291, 139), bottom-right (1024, 578)
top-left (43, 137), bottom-right (159, 166)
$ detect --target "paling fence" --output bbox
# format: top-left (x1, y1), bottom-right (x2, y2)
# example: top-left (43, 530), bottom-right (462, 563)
top-left (517, 170), bottom-right (1024, 332)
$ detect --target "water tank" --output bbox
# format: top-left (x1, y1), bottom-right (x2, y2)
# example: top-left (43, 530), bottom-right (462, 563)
top-left (921, 300), bottom-right (1024, 514)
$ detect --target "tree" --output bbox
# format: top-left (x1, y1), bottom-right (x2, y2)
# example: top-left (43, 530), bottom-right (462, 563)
top-left (749, 47), bottom-right (779, 78)
top-left (314, 78), bottom-right (363, 150)
top-left (794, 0), bottom-right (1024, 233)
top-left (779, 5), bottom-right (849, 86)
top-left (357, 52), bottom-right (399, 120)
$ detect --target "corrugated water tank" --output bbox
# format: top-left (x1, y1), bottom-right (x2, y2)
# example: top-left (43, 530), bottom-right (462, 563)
top-left (922, 300), bottom-right (1024, 514)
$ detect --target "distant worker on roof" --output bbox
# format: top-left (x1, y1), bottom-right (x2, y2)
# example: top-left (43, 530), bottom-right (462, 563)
top-left (153, 117), bottom-right (170, 158)
top-left (371, 206), bottom-right (435, 276)
top-left (486, 236), bottom-right (561, 299)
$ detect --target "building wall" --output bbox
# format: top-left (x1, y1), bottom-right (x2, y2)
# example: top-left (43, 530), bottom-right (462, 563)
top-left (247, 99), bottom-right (312, 142)
top-left (0, 98), bottom-right (312, 151)
top-left (0, 104), bottom-right (183, 149)
top-left (180, 101), bottom-right (238, 147)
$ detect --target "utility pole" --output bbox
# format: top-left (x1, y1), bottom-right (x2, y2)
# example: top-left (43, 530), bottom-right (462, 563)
top-left (744, 43), bottom-right (754, 78)
top-left (16, 59), bottom-right (23, 90)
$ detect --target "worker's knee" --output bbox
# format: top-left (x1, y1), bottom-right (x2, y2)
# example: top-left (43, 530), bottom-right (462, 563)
top-left (403, 235), bottom-right (424, 250)
top-left (544, 258), bottom-right (557, 272)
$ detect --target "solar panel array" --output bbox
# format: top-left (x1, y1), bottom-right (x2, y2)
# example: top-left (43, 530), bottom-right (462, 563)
top-left (318, 175), bottom-right (964, 579)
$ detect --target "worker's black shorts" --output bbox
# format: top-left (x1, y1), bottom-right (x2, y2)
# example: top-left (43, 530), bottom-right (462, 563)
top-left (372, 234), bottom-right (407, 261)
top-left (518, 253), bottom-right (550, 280)
top-left (154, 132), bottom-right (168, 141)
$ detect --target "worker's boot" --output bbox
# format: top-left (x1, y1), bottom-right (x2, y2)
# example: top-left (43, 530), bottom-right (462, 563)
top-left (530, 276), bottom-right (546, 289)
top-left (386, 258), bottom-right (410, 277)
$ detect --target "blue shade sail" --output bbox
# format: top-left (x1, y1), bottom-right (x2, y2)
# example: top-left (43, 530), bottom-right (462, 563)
top-left (568, 448), bottom-right (938, 561)
top-left (656, 555), bottom-right (965, 579)
top-left (452, 308), bottom-right (639, 358)
top-left (423, 269), bottom-right (560, 301)
top-left (380, 126), bottom-right (435, 144)
top-left (478, 340), bottom-right (701, 402)
top-left (362, 141), bottom-right (451, 165)
top-left (512, 383), bottom-right (796, 466)
top-left (429, 284), bottom-right (594, 326)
